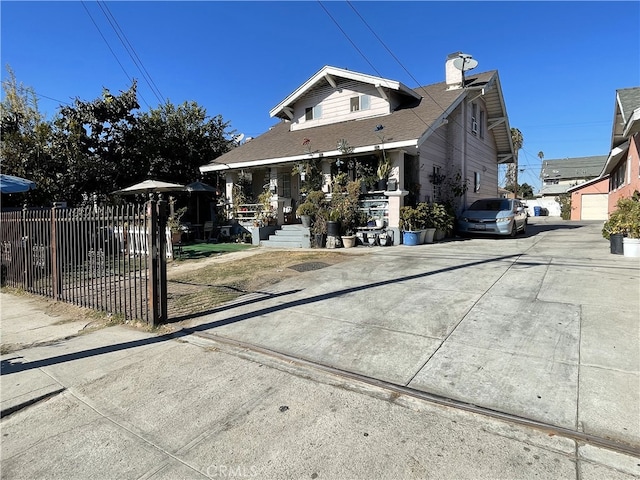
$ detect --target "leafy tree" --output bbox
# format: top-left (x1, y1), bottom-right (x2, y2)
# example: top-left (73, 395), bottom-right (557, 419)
top-left (129, 100), bottom-right (234, 186)
top-left (505, 182), bottom-right (534, 198)
top-left (0, 66), bottom-right (58, 207)
top-left (51, 81), bottom-right (140, 205)
top-left (2, 70), bottom-right (236, 207)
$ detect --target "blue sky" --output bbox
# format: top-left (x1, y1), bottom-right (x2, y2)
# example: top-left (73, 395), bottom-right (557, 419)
top-left (2, 1), bottom-right (639, 191)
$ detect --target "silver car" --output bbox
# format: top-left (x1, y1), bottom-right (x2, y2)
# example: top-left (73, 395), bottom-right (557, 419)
top-left (457, 198), bottom-right (528, 237)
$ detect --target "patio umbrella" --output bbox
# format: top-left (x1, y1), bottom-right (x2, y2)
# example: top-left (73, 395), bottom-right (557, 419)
top-left (0, 174), bottom-right (36, 194)
top-left (186, 180), bottom-right (219, 224)
top-left (185, 180), bottom-right (218, 193)
top-left (113, 179), bottom-right (186, 195)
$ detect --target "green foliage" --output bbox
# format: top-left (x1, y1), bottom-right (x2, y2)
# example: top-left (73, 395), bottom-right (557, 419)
top-left (399, 205), bottom-right (421, 231)
top-left (430, 203), bottom-right (455, 233)
top-left (293, 157), bottom-right (324, 194)
top-left (1, 66), bottom-right (58, 207)
top-left (556, 194), bottom-right (572, 220)
top-left (401, 202), bottom-right (454, 233)
top-left (602, 192), bottom-right (640, 239)
top-left (330, 179), bottom-right (365, 235)
top-left (130, 100), bottom-right (234, 185)
top-left (168, 206), bottom-right (188, 232)
top-left (1, 67), bottom-right (235, 207)
top-left (376, 156), bottom-right (392, 180)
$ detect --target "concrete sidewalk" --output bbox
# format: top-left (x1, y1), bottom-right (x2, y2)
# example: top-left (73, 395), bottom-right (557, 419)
top-left (1, 217), bottom-right (639, 479)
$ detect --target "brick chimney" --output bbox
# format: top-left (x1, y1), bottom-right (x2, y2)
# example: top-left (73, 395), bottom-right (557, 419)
top-left (445, 52), bottom-right (464, 90)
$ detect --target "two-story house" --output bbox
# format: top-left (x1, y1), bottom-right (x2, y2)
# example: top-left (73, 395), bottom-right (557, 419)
top-left (200, 53), bottom-right (515, 245)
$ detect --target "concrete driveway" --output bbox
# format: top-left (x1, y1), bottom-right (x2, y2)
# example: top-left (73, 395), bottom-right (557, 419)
top-left (182, 217), bottom-right (640, 448)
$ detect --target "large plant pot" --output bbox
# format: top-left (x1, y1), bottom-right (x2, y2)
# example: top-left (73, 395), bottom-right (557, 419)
top-left (623, 237), bottom-right (640, 257)
top-left (402, 230), bottom-right (420, 246)
top-left (326, 221), bottom-right (341, 237)
top-left (423, 228), bottom-right (436, 244)
top-left (376, 179), bottom-right (388, 191)
top-left (610, 234), bottom-right (624, 255)
top-left (341, 235), bottom-right (356, 248)
top-left (435, 229), bottom-right (446, 242)
top-left (300, 215), bottom-right (312, 228)
top-left (314, 233), bottom-right (326, 248)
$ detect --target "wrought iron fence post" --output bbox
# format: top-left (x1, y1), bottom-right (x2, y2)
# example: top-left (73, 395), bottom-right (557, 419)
top-left (51, 204), bottom-right (62, 299)
top-left (21, 203), bottom-right (31, 289)
top-left (147, 196), bottom-right (159, 326)
top-left (157, 197), bottom-right (168, 323)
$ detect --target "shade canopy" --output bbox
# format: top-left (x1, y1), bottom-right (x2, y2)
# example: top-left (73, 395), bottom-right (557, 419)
top-left (186, 180), bottom-right (218, 194)
top-left (113, 179), bottom-right (186, 195)
top-left (0, 174), bottom-right (36, 194)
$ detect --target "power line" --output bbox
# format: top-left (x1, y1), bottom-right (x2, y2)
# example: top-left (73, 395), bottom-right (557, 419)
top-left (321, 0), bottom-right (509, 176)
top-left (80, 0), bottom-right (151, 109)
top-left (97, 1), bottom-right (165, 105)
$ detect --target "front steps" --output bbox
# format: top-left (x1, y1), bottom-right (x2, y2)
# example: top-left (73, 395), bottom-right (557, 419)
top-left (261, 225), bottom-right (311, 248)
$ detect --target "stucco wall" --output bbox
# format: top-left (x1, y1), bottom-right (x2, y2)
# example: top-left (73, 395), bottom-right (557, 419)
top-left (570, 178), bottom-right (609, 220)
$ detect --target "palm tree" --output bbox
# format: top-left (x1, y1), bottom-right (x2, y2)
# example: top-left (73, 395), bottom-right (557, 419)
top-left (509, 127), bottom-right (524, 197)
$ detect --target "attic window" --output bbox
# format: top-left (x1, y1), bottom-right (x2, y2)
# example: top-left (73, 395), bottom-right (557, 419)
top-left (350, 95), bottom-right (370, 112)
top-left (305, 105), bottom-right (322, 121)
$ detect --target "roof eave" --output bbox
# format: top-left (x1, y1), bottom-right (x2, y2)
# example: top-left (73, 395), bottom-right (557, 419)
top-left (622, 107), bottom-right (640, 138)
top-left (199, 139), bottom-right (419, 173)
top-left (601, 140), bottom-right (630, 176)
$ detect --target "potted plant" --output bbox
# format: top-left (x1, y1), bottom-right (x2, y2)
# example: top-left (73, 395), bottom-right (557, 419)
top-left (168, 207), bottom-right (188, 244)
top-left (399, 205), bottom-right (421, 245)
top-left (603, 193), bottom-right (640, 257)
top-left (416, 202), bottom-right (436, 244)
top-left (376, 157), bottom-right (392, 191)
top-left (311, 208), bottom-right (328, 248)
top-left (330, 179), bottom-right (364, 247)
top-left (296, 201), bottom-right (316, 228)
top-left (431, 203), bottom-right (454, 241)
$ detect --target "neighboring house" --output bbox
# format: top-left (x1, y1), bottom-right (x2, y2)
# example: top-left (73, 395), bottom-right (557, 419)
top-left (600, 87), bottom-right (640, 212)
top-left (569, 87), bottom-right (640, 220)
top-left (536, 155), bottom-right (607, 219)
top-left (200, 53), bottom-right (515, 243)
top-left (539, 155), bottom-right (608, 197)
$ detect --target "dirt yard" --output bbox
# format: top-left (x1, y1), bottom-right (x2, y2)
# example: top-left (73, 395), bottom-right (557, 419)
top-left (165, 249), bottom-right (355, 322)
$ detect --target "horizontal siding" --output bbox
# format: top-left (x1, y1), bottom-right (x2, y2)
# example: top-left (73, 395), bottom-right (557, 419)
top-left (291, 78), bottom-right (390, 132)
top-left (465, 99), bottom-right (499, 203)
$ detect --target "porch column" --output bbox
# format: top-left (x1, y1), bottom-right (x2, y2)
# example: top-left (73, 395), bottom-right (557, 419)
top-left (225, 172), bottom-right (237, 220)
top-left (386, 150), bottom-right (408, 246)
top-left (321, 161), bottom-right (332, 193)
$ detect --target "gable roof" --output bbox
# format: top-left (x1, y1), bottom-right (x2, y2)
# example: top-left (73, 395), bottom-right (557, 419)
top-left (602, 87), bottom-right (640, 176)
top-left (269, 66), bottom-right (422, 120)
top-left (611, 87), bottom-right (640, 148)
top-left (201, 69), bottom-right (513, 172)
top-left (541, 155), bottom-right (608, 181)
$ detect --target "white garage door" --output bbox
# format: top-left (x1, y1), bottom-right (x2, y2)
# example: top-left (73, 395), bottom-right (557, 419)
top-left (581, 194), bottom-right (608, 220)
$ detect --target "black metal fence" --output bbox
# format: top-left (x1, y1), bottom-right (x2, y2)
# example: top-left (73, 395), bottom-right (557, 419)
top-left (0, 200), bottom-right (168, 325)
